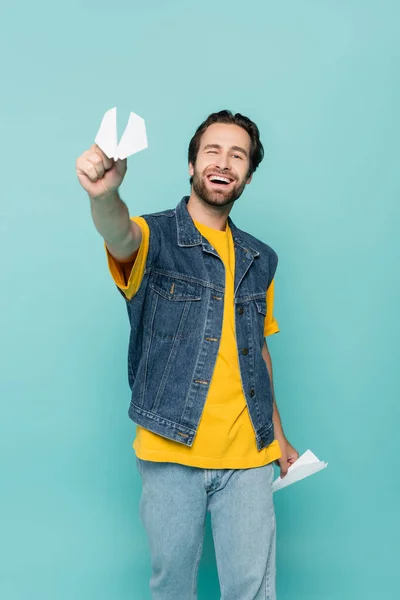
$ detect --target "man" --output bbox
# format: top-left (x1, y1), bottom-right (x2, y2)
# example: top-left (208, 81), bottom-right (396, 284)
top-left (76, 110), bottom-right (298, 600)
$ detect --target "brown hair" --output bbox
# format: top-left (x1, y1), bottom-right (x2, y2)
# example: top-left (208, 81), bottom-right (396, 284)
top-left (188, 110), bottom-right (264, 184)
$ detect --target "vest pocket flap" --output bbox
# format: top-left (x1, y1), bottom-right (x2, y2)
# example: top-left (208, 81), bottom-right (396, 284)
top-left (150, 275), bottom-right (202, 301)
top-left (255, 297), bottom-right (267, 316)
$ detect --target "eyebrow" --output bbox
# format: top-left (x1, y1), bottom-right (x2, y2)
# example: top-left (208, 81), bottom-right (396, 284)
top-left (203, 143), bottom-right (248, 158)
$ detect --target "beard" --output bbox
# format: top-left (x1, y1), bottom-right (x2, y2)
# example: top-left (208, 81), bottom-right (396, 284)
top-left (192, 168), bottom-right (248, 208)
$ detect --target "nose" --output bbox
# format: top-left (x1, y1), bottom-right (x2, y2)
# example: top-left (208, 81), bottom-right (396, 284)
top-left (214, 152), bottom-right (231, 172)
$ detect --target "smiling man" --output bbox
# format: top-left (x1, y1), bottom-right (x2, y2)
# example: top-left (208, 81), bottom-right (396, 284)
top-left (76, 110), bottom-right (298, 600)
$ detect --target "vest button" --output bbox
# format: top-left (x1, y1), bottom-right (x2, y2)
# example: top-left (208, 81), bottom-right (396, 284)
top-left (242, 348), bottom-right (249, 355)
top-left (250, 389), bottom-right (255, 397)
top-left (238, 306), bottom-right (244, 314)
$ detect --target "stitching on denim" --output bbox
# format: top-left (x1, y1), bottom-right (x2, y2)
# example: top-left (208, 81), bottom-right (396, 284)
top-left (265, 466), bottom-right (276, 600)
top-left (191, 522), bottom-right (205, 599)
top-left (151, 299), bottom-right (193, 412)
top-left (140, 292), bottom-right (158, 407)
top-left (150, 268), bottom-right (224, 292)
top-left (130, 402), bottom-right (195, 434)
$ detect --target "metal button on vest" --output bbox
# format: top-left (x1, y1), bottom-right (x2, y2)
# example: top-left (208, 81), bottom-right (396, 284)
top-left (242, 348), bottom-right (249, 355)
top-left (238, 306), bottom-right (244, 314)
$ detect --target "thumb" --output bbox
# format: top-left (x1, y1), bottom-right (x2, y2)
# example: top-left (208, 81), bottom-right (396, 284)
top-left (280, 460), bottom-right (289, 479)
top-left (114, 158), bottom-right (127, 177)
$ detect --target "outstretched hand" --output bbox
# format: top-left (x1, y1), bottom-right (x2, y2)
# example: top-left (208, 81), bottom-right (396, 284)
top-left (76, 144), bottom-right (127, 200)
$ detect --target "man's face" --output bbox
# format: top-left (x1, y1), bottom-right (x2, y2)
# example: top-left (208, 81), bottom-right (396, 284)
top-left (189, 123), bottom-right (253, 208)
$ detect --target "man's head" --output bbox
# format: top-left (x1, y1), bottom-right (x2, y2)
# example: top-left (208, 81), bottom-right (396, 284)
top-left (188, 110), bottom-right (264, 208)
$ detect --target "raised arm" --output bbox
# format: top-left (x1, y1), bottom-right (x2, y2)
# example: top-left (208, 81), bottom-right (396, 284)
top-left (76, 144), bottom-right (141, 261)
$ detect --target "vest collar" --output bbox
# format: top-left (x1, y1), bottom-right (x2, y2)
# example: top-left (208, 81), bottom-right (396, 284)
top-left (175, 196), bottom-right (260, 258)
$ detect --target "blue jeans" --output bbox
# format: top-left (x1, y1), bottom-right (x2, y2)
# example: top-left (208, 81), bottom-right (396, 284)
top-left (136, 458), bottom-right (276, 600)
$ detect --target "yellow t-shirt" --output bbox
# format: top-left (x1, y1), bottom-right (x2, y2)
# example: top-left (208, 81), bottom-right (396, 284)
top-left (106, 216), bottom-right (282, 469)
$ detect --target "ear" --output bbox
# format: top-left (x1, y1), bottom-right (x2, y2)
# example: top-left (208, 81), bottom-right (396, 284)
top-left (189, 162), bottom-right (194, 177)
top-left (246, 173), bottom-right (253, 185)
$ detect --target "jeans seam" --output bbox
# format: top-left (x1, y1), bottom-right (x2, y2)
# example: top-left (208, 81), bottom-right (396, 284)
top-left (192, 521), bottom-right (205, 599)
top-left (265, 465), bottom-right (276, 600)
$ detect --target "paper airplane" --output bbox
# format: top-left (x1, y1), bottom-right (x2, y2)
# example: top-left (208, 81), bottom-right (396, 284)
top-left (95, 107), bottom-right (148, 160)
top-left (273, 449), bottom-right (328, 492)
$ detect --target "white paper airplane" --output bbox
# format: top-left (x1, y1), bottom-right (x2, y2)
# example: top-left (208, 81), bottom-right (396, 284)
top-left (273, 449), bottom-right (328, 492)
top-left (95, 107), bottom-right (148, 160)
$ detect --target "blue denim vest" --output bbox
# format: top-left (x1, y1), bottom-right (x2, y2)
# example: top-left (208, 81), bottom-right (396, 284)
top-left (124, 197), bottom-right (278, 451)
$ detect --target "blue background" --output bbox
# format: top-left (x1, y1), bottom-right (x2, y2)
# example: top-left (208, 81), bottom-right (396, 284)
top-left (1, 1), bottom-right (399, 598)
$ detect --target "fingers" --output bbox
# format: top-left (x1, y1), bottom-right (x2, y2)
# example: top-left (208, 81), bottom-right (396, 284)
top-left (84, 158), bottom-right (104, 182)
top-left (280, 465), bottom-right (289, 478)
top-left (90, 144), bottom-right (114, 170)
top-left (77, 146), bottom-right (112, 183)
top-left (287, 449), bottom-right (299, 464)
top-left (275, 459), bottom-right (287, 478)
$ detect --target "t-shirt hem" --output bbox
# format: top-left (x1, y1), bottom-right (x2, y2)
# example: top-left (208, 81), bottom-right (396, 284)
top-left (264, 325), bottom-right (280, 337)
top-left (133, 443), bottom-right (282, 470)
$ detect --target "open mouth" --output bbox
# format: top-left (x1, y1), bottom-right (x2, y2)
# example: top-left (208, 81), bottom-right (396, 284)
top-left (207, 175), bottom-right (234, 187)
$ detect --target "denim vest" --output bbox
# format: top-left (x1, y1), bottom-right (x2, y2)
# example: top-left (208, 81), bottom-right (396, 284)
top-left (124, 197), bottom-right (278, 451)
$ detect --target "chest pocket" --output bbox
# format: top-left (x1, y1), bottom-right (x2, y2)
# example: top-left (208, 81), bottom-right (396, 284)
top-left (150, 274), bottom-right (202, 301)
top-left (149, 274), bottom-right (203, 339)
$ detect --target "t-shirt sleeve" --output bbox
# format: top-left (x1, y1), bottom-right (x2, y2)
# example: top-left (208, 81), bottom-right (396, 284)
top-left (264, 277), bottom-right (280, 337)
top-left (104, 216), bottom-right (150, 301)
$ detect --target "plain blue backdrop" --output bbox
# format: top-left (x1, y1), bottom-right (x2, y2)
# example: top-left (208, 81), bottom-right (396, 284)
top-left (1, 1), bottom-right (399, 598)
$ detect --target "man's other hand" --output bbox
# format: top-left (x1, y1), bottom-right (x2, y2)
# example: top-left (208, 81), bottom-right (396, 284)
top-left (275, 439), bottom-right (299, 478)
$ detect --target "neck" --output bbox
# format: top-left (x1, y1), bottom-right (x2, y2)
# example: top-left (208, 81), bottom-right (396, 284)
top-left (187, 191), bottom-right (233, 231)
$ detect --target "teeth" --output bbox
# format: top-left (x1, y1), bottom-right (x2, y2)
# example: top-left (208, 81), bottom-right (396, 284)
top-left (209, 176), bottom-right (231, 184)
